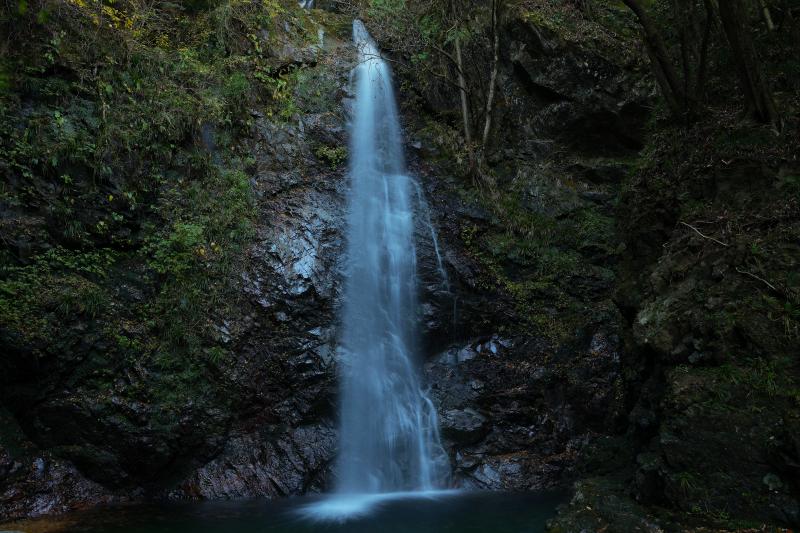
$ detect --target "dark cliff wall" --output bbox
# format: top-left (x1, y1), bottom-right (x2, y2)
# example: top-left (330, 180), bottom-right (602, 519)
top-left (0, 0), bottom-right (356, 521)
top-left (371, 0), bottom-right (799, 530)
top-left (387, 0), bottom-right (650, 499)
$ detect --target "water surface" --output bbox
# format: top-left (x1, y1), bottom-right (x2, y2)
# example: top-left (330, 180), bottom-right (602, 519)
top-left (40, 491), bottom-right (563, 533)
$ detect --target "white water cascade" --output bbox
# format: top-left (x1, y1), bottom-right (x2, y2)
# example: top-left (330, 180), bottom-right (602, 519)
top-left (299, 21), bottom-right (452, 521)
top-left (334, 19), bottom-right (450, 497)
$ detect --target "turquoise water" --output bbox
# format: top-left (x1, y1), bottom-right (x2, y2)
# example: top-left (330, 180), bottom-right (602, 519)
top-left (62, 491), bottom-right (564, 533)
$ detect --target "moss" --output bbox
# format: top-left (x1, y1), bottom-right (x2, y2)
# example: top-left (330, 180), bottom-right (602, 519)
top-left (310, 9), bottom-right (353, 41)
top-left (616, 94), bottom-right (800, 525)
top-left (651, 360), bottom-right (800, 526)
top-left (0, 247), bottom-right (115, 347)
top-left (517, 0), bottom-right (641, 64)
top-left (0, 0), bottom-right (324, 417)
top-left (571, 208), bottom-right (616, 250)
top-left (315, 144), bottom-right (348, 169)
top-left (294, 64), bottom-right (341, 113)
top-left (445, 178), bottom-right (614, 342)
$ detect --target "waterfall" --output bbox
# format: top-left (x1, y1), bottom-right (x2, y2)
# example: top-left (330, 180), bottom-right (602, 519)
top-left (412, 178), bottom-right (450, 292)
top-left (335, 20), bottom-right (449, 495)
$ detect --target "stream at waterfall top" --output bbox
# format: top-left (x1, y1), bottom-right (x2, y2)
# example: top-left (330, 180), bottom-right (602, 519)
top-left (7, 491), bottom-right (564, 533)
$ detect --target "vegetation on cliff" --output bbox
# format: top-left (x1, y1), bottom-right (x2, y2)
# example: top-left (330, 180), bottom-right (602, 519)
top-left (1, 0), bottom-right (346, 511)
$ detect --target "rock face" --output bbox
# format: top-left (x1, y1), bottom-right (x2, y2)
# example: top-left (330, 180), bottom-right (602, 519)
top-left (424, 331), bottom-right (625, 492)
top-left (0, 409), bottom-right (119, 520)
top-left (167, 109), bottom-right (350, 500)
top-left (2, 1), bottom-right (645, 521)
top-left (499, 18), bottom-right (649, 158)
top-left (610, 119), bottom-right (800, 526)
top-left (392, 7), bottom-right (648, 498)
top-left (173, 425), bottom-right (336, 499)
top-left (396, 4), bottom-right (800, 531)
top-left (0, 6), bottom-right (356, 521)
top-left (399, 4), bottom-right (800, 528)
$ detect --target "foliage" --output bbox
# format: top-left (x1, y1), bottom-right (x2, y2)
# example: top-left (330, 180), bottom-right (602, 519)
top-left (0, 246), bottom-right (115, 346)
top-left (0, 0), bottom-right (314, 408)
top-left (448, 178), bottom-right (613, 342)
top-left (315, 144), bottom-right (348, 169)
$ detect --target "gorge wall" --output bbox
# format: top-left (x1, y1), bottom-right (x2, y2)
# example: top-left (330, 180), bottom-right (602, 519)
top-left (384, 2), bottom-right (800, 530)
top-left (1, 1), bottom-right (354, 519)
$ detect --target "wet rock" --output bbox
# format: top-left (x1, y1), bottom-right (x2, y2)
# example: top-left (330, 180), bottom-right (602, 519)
top-left (440, 409), bottom-right (489, 445)
top-left (466, 463), bottom-right (502, 489)
top-left (173, 425), bottom-right (336, 499)
top-left (158, 33), bottom-right (357, 508)
top-left (424, 330), bottom-right (625, 493)
top-left (0, 437), bottom-right (118, 522)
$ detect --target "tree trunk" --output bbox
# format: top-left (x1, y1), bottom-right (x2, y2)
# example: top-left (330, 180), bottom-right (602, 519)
top-left (454, 35), bottom-right (475, 168)
top-left (786, 6), bottom-right (800, 52)
top-left (759, 0), bottom-right (775, 30)
top-left (479, 0), bottom-right (501, 165)
top-left (697, 0), bottom-right (715, 104)
top-left (641, 33), bottom-right (682, 115)
top-left (622, 0), bottom-right (686, 115)
top-left (717, 0), bottom-right (780, 126)
top-left (674, 0), bottom-right (703, 118)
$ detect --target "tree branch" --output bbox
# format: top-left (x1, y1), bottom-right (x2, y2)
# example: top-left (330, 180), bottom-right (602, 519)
top-left (679, 221), bottom-right (729, 247)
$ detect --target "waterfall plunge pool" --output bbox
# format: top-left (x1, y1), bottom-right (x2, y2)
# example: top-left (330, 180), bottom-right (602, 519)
top-left (9, 490), bottom-right (565, 533)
